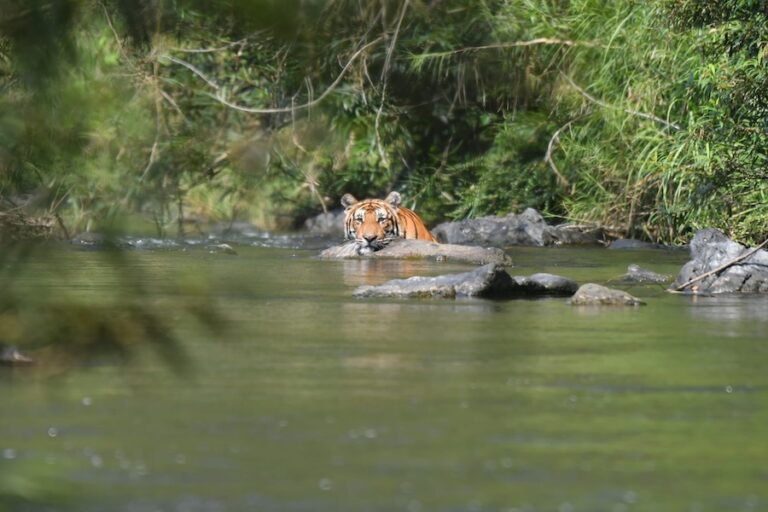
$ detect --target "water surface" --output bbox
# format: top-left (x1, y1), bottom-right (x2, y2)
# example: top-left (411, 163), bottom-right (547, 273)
top-left (2, 240), bottom-right (768, 512)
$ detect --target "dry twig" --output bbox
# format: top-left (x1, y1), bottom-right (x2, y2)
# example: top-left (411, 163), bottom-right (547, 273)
top-left (670, 238), bottom-right (768, 292)
top-left (560, 72), bottom-right (681, 131)
top-left (423, 38), bottom-right (604, 58)
top-left (374, 0), bottom-right (410, 168)
top-left (545, 117), bottom-right (584, 188)
top-left (178, 37), bottom-right (385, 115)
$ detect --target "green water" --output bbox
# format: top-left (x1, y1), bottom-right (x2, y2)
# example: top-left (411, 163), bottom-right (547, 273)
top-left (2, 243), bottom-right (768, 512)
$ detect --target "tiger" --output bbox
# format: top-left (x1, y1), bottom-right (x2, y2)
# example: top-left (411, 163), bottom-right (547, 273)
top-left (341, 191), bottom-right (437, 255)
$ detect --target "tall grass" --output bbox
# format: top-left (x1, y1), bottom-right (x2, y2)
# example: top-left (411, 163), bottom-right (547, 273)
top-left (2, 0), bottom-right (766, 242)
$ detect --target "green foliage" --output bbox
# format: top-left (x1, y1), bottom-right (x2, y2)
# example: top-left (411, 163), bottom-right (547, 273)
top-left (1, 0), bottom-right (768, 241)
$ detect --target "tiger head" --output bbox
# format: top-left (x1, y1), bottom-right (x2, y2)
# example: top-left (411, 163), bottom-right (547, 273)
top-left (341, 191), bottom-right (403, 255)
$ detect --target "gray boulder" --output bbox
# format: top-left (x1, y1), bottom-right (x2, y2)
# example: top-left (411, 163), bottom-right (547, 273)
top-left (672, 228), bottom-right (768, 293)
top-left (510, 273), bottom-right (579, 296)
top-left (549, 223), bottom-right (606, 245)
top-left (431, 208), bottom-right (603, 247)
top-left (352, 264), bottom-right (578, 299)
top-left (620, 264), bottom-right (671, 284)
top-left (303, 209), bottom-right (345, 236)
top-left (609, 238), bottom-right (665, 250)
top-left (569, 283), bottom-right (645, 306)
top-left (319, 238), bottom-right (512, 266)
top-left (353, 263), bottom-right (512, 299)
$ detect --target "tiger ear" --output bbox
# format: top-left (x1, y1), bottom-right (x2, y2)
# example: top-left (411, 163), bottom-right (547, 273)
top-left (341, 193), bottom-right (358, 209)
top-left (385, 191), bottom-right (401, 208)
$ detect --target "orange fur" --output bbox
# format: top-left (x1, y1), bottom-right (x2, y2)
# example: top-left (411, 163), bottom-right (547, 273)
top-left (341, 192), bottom-right (436, 253)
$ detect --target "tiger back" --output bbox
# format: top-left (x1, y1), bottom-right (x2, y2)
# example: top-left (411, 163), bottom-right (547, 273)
top-left (341, 191), bottom-right (437, 254)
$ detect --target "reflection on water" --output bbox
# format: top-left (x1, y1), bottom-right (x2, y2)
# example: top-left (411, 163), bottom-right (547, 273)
top-left (73, 233), bottom-right (337, 252)
top-left (686, 294), bottom-right (768, 321)
top-left (338, 258), bottom-right (471, 288)
top-left (2, 243), bottom-right (768, 511)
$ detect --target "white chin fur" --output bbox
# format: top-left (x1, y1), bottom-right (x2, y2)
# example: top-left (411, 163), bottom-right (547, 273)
top-left (356, 245), bottom-right (375, 255)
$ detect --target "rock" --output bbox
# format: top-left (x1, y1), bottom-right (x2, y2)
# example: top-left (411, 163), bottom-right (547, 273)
top-left (0, 210), bottom-right (55, 242)
top-left (672, 228), bottom-right (768, 294)
top-left (431, 208), bottom-right (603, 247)
top-left (511, 273), bottom-right (579, 296)
top-left (303, 209), bottom-right (345, 236)
top-left (124, 237), bottom-right (182, 250)
top-left (71, 232), bottom-right (107, 246)
top-left (319, 238), bottom-right (512, 266)
top-left (0, 344), bottom-right (34, 366)
top-left (209, 221), bottom-right (263, 239)
top-left (569, 283), bottom-right (645, 306)
top-left (609, 238), bottom-right (666, 250)
top-left (208, 243), bottom-right (238, 255)
top-left (431, 208), bottom-right (552, 246)
top-left (549, 224), bottom-right (606, 245)
top-left (352, 264), bottom-right (578, 299)
top-left (69, 232), bottom-right (130, 250)
top-left (620, 264), bottom-right (671, 284)
top-left (353, 263), bottom-right (513, 299)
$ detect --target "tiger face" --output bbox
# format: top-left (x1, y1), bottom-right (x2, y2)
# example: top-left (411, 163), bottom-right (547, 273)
top-left (341, 191), bottom-right (437, 255)
top-left (341, 192), bottom-right (401, 255)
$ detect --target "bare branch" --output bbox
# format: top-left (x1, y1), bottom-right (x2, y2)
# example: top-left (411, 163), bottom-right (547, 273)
top-left (381, 0), bottom-right (409, 82)
top-left (168, 36), bottom-right (256, 54)
top-left (560, 72), bottom-right (681, 131)
top-left (197, 37), bottom-right (385, 115)
top-left (142, 58), bottom-right (163, 181)
top-left (100, 1), bottom-right (126, 59)
top-left (164, 55), bottom-right (221, 90)
top-left (670, 238), bottom-right (768, 292)
top-left (374, 0), bottom-right (409, 168)
top-left (415, 38), bottom-right (604, 59)
top-left (159, 89), bottom-right (186, 120)
top-left (545, 117), bottom-right (583, 188)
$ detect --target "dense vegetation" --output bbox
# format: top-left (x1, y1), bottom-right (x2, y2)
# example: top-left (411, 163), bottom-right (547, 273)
top-left (1, 0), bottom-right (767, 243)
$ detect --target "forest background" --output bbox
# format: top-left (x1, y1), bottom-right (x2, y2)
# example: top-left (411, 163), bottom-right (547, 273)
top-left (1, 0), bottom-right (767, 245)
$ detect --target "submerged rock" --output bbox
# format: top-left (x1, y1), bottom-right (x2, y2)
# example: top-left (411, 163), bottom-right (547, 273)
top-left (620, 264), bottom-right (671, 284)
top-left (431, 208), bottom-right (603, 247)
top-left (608, 238), bottom-right (666, 250)
top-left (352, 263), bottom-right (578, 299)
top-left (569, 283), bottom-right (645, 306)
top-left (353, 263), bottom-right (512, 299)
top-left (672, 229), bottom-right (768, 294)
top-left (209, 221), bottom-right (263, 239)
top-left (208, 243), bottom-right (238, 255)
top-left (319, 238), bottom-right (512, 266)
top-left (0, 344), bottom-right (34, 366)
top-left (511, 273), bottom-right (579, 296)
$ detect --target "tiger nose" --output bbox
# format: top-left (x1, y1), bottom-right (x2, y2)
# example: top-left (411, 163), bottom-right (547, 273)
top-left (363, 233), bottom-right (377, 243)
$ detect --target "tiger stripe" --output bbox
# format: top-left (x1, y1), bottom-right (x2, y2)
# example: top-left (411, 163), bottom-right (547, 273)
top-left (341, 192), bottom-right (437, 254)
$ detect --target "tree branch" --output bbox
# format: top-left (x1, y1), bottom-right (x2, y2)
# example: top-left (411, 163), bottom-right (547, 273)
top-left (164, 55), bottom-right (221, 90)
top-left (168, 36), bottom-right (255, 54)
top-left (670, 238), bottom-right (768, 292)
top-left (175, 37), bottom-right (385, 115)
top-left (374, 0), bottom-right (409, 168)
top-left (415, 38), bottom-right (603, 59)
top-left (560, 72), bottom-right (681, 131)
top-left (545, 117), bottom-right (584, 188)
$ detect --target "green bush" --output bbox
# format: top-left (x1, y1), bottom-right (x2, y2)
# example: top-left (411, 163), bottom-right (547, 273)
top-left (2, 0), bottom-right (767, 242)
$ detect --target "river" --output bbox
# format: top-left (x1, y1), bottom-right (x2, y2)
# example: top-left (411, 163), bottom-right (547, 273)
top-left (2, 238), bottom-right (768, 511)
